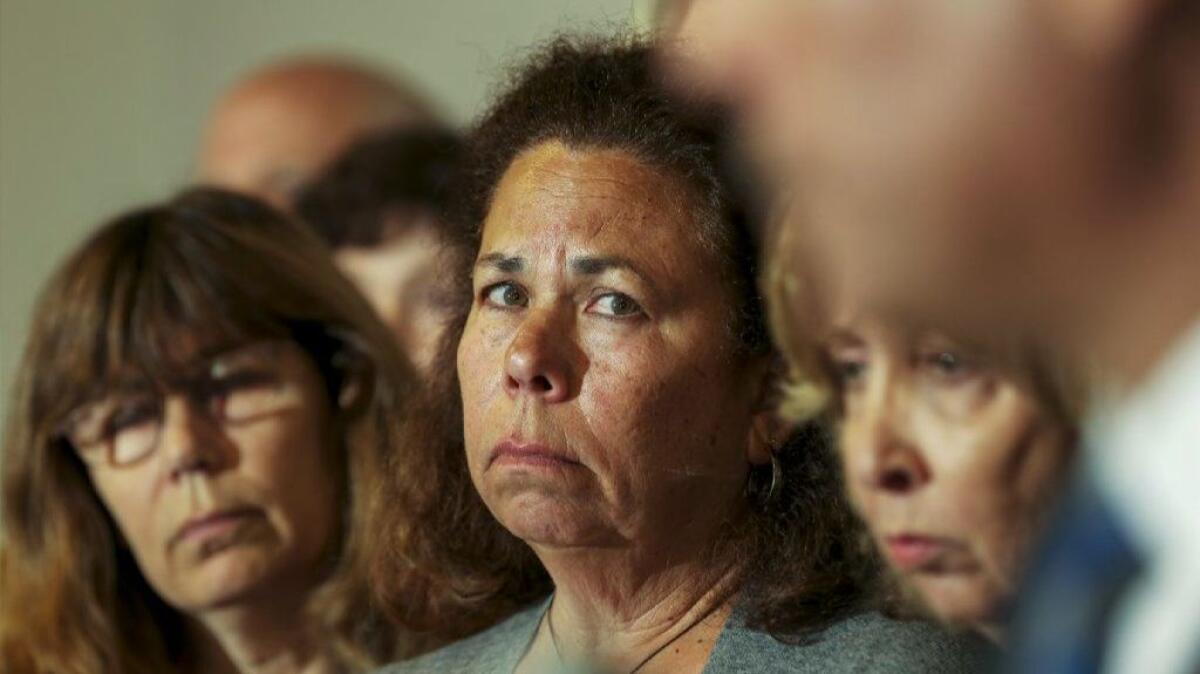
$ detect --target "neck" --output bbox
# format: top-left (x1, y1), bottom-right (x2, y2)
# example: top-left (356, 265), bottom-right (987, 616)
top-left (186, 596), bottom-right (334, 674)
top-left (528, 520), bottom-right (743, 672)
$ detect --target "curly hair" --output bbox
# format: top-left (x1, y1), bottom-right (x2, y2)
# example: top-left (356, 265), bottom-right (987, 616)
top-left (368, 35), bottom-right (881, 647)
top-left (0, 188), bottom-right (418, 673)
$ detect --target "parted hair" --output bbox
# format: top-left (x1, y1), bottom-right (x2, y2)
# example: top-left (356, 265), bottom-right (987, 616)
top-left (0, 188), bottom-right (417, 673)
top-left (367, 35), bottom-right (881, 647)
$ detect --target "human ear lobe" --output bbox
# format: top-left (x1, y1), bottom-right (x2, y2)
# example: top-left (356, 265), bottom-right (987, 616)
top-left (746, 410), bottom-right (789, 466)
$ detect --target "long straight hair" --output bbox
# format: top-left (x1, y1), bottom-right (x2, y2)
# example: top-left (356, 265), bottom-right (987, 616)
top-left (0, 188), bottom-right (417, 673)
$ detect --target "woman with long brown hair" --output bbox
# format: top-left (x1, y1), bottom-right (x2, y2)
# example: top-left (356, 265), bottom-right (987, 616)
top-left (0, 189), bottom-right (415, 673)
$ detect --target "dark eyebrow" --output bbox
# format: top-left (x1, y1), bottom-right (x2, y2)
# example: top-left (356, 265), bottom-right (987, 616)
top-left (569, 255), bottom-right (657, 290)
top-left (569, 255), bottom-right (632, 275)
top-left (475, 252), bottom-right (657, 291)
top-left (476, 252), bottom-right (525, 273)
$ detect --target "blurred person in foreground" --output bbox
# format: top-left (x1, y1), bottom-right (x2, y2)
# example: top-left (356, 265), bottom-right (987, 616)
top-left (373, 36), bottom-right (984, 674)
top-left (295, 127), bottom-right (462, 376)
top-left (661, 0), bottom-right (1200, 672)
top-left (198, 56), bottom-right (440, 210)
top-left (766, 201), bottom-right (1081, 644)
top-left (0, 189), bottom-right (418, 673)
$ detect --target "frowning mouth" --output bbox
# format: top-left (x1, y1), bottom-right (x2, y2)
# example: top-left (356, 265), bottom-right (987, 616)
top-left (489, 439), bottom-right (581, 470)
top-left (171, 507), bottom-right (261, 549)
top-left (883, 533), bottom-right (964, 573)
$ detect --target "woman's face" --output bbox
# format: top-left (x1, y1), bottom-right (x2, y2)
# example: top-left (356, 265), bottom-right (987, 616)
top-left (335, 220), bottom-right (452, 375)
top-left (458, 141), bottom-right (763, 553)
top-left (821, 313), bottom-right (1070, 628)
top-left (70, 340), bottom-right (340, 614)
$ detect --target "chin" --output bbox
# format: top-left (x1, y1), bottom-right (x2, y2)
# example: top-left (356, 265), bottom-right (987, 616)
top-left (489, 489), bottom-right (610, 548)
top-left (911, 574), bottom-right (1002, 630)
top-left (175, 549), bottom-right (285, 611)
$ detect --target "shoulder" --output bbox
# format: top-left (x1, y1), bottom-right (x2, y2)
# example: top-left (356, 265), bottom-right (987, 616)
top-left (373, 599), bottom-right (548, 674)
top-left (704, 610), bottom-right (994, 674)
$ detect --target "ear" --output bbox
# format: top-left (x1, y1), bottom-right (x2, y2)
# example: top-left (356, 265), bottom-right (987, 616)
top-left (745, 354), bottom-right (793, 466)
top-left (1048, 0), bottom-right (1171, 59)
top-left (747, 410), bottom-right (791, 466)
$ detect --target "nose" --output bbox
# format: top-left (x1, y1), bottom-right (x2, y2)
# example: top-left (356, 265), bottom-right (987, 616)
top-left (503, 309), bottom-right (578, 403)
top-left (868, 436), bottom-right (929, 494)
top-left (160, 396), bottom-right (229, 481)
top-left (849, 386), bottom-right (930, 496)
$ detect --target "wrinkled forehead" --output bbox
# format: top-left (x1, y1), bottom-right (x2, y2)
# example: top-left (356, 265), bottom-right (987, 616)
top-left (480, 142), bottom-right (710, 270)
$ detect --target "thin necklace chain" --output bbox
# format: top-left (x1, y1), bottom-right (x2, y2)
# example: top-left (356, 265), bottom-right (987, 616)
top-left (539, 596), bottom-right (717, 674)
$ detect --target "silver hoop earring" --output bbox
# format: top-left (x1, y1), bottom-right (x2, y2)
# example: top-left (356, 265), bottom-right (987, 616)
top-left (746, 451), bottom-right (783, 508)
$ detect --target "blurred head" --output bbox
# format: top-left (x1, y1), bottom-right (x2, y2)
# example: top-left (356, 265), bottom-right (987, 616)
top-left (765, 206), bottom-right (1079, 635)
top-left (826, 316), bottom-right (1075, 633)
top-left (0, 189), bottom-right (414, 672)
top-left (198, 57), bottom-right (439, 210)
top-left (296, 127), bottom-right (463, 375)
top-left (375, 36), bottom-right (873, 644)
top-left (663, 0), bottom-right (1200, 370)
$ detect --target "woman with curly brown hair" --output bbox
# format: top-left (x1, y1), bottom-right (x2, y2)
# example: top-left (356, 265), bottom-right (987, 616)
top-left (373, 37), bottom-right (985, 673)
top-left (0, 189), bottom-right (417, 673)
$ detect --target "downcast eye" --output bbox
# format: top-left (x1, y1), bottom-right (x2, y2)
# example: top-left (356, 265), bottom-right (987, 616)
top-left (919, 349), bottom-right (979, 385)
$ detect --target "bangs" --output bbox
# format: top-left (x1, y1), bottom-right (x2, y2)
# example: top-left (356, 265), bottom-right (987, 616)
top-left (33, 207), bottom-right (291, 426)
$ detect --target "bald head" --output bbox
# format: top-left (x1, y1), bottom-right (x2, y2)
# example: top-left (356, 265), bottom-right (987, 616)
top-left (198, 57), bottom-right (439, 210)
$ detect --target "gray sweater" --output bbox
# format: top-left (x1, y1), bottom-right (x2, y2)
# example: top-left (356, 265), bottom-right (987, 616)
top-left (377, 597), bottom-right (990, 673)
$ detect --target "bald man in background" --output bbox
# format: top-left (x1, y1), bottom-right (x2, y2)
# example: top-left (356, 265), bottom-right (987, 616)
top-left (197, 56), bottom-right (440, 210)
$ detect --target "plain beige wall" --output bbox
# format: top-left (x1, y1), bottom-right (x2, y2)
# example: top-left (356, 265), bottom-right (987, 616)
top-left (0, 0), bottom-right (644, 422)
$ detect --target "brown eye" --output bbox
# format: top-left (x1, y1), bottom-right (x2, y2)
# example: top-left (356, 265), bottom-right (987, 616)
top-left (483, 282), bottom-right (528, 308)
top-left (588, 292), bottom-right (642, 318)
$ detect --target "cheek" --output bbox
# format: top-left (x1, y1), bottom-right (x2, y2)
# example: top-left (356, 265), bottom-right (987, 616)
top-left (228, 413), bottom-right (340, 555)
top-left (835, 416), bottom-right (870, 480)
top-left (582, 356), bottom-right (662, 462)
top-left (914, 401), bottom-right (1056, 556)
top-left (911, 417), bottom-right (1008, 528)
top-left (458, 314), bottom-right (511, 393)
top-left (90, 469), bottom-right (164, 566)
top-left (985, 427), bottom-right (1069, 555)
top-left (835, 442), bottom-right (873, 518)
top-left (583, 339), bottom-right (745, 477)
top-left (457, 320), bottom-right (509, 459)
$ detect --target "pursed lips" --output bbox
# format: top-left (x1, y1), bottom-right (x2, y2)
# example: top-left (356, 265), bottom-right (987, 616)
top-left (169, 506), bottom-right (260, 549)
top-left (882, 532), bottom-right (970, 573)
top-left (488, 438), bottom-right (582, 469)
